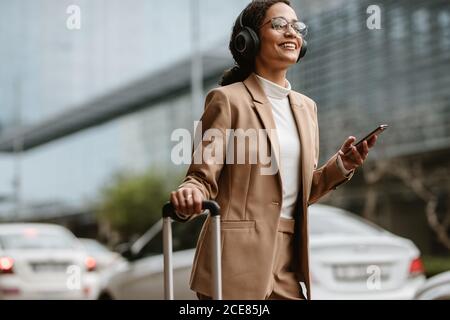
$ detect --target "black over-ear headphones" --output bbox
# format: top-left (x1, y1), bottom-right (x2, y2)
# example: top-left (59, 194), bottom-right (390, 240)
top-left (233, 10), bottom-right (307, 63)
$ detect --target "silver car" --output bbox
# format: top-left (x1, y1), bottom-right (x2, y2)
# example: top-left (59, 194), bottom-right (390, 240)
top-left (308, 205), bottom-right (425, 299)
top-left (0, 223), bottom-right (100, 300)
top-left (414, 271), bottom-right (450, 300)
top-left (79, 238), bottom-right (125, 273)
top-left (100, 204), bottom-right (426, 300)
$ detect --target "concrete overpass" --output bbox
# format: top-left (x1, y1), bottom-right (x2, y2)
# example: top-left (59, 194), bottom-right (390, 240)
top-left (0, 49), bottom-right (232, 153)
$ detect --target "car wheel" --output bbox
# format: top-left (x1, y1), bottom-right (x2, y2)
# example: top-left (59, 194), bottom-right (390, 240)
top-left (98, 291), bottom-right (114, 300)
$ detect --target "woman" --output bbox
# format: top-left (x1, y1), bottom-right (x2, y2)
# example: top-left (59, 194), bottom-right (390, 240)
top-left (170, 0), bottom-right (377, 300)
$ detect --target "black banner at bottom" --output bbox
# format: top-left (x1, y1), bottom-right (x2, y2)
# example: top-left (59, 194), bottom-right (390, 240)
top-left (1, 300), bottom-right (448, 319)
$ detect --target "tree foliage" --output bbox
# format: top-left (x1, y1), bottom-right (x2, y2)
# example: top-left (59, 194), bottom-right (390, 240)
top-left (96, 169), bottom-right (181, 241)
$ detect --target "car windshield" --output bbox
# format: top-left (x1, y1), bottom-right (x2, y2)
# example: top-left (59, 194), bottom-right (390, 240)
top-left (309, 210), bottom-right (384, 236)
top-left (0, 229), bottom-right (78, 250)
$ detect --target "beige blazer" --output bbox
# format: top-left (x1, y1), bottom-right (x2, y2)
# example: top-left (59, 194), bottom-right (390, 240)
top-left (177, 73), bottom-right (353, 299)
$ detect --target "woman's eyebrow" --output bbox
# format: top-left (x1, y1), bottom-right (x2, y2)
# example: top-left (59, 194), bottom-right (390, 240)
top-left (271, 16), bottom-right (299, 22)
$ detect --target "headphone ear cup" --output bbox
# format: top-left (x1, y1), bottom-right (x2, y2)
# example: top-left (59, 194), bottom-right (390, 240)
top-left (297, 39), bottom-right (307, 62)
top-left (234, 27), bottom-right (260, 62)
top-left (234, 30), bottom-right (249, 53)
top-left (246, 26), bottom-right (260, 57)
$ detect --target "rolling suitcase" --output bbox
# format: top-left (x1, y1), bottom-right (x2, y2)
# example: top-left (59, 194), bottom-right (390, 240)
top-left (162, 200), bottom-right (222, 300)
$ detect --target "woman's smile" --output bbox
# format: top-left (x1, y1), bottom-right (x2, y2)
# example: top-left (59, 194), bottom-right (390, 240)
top-left (277, 41), bottom-right (299, 59)
top-left (278, 41), bottom-right (297, 50)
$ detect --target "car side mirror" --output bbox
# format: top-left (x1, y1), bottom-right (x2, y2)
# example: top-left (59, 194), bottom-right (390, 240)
top-left (116, 243), bottom-right (135, 260)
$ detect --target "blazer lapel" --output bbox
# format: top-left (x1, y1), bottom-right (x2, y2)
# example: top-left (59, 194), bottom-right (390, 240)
top-left (243, 73), bottom-right (282, 185)
top-left (288, 91), bottom-right (314, 203)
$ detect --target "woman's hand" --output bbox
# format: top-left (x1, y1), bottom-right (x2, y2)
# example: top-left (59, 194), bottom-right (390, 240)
top-left (338, 135), bottom-right (378, 171)
top-left (170, 187), bottom-right (205, 217)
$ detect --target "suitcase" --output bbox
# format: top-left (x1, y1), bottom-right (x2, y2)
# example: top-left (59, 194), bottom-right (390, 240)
top-left (162, 200), bottom-right (222, 300)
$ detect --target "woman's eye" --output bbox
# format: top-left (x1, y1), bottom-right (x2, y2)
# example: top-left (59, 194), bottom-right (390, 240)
top-left (272, 18), bottom-right (287, 29)
top-left (273, 22), bottom-right (285, 30)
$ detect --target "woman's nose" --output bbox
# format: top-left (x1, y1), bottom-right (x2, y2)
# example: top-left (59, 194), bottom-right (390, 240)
top-left (284, 25), bottom-right (297, 37)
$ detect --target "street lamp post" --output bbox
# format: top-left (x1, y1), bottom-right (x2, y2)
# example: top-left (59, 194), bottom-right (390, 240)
top-left (12, 78), bottom-right (23, 221)
top-left (191, 0), bottom-right (203, 126)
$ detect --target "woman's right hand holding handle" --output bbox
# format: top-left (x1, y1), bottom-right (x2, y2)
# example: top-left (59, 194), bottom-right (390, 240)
top-left (170, 187), bottom-right (205, 217)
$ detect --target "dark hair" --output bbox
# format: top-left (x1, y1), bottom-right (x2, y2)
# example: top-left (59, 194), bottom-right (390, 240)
top-left (219, 0), bottom-right (291, 86)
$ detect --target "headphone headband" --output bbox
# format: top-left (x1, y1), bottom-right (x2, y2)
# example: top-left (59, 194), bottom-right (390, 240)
top-left (238, 10), bottom-right (244, 28)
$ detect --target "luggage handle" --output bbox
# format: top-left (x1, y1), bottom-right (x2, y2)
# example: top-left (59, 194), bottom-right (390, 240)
top-left (162, 200), bottom-right (220, 220)
top-left (162, 200), bottom-right (222, 300)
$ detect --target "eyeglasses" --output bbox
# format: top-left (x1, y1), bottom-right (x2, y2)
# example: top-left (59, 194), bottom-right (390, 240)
top-left (260, 16), bottom-right (308, 38)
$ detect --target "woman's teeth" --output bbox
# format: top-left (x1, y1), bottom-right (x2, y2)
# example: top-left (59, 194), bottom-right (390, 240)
top-left (280, 43), bottom-right (296, 49)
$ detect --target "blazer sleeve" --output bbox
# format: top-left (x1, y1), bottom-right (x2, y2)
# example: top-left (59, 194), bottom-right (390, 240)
top-left (308, 102), bottom-right (354, 205)
top-left (176, 89), bottom-right (231, 217)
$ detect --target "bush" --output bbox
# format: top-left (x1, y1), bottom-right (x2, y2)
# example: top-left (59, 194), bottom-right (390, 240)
top-left (96, 169), bottom-right (182, 242)
top-left (422, 255), bottom-right (450, 278)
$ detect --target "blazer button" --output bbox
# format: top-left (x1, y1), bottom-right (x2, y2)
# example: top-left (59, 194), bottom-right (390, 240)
top-left (271, 201), bottom-right (280, 206)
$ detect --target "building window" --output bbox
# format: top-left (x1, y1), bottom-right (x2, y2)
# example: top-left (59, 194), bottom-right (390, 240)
top-left (438, 11), bottom-right (450, 51)
top-left (412, 9), bottom-right (430, 56)
top-left (389, 8), bottom-right (406, 40)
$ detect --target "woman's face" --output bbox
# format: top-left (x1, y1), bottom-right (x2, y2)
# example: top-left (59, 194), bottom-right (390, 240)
top-left (256, 3), bottom-right (303, 70)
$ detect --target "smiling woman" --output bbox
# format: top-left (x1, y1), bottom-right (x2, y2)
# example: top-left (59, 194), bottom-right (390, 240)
top-left (170, 0), bottom-right (379, 300)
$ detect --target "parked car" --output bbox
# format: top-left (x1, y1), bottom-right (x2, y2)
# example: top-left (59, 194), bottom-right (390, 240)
top-left (99, 204), bottom-right (426, 300)
top-left (308, 205), bottom-right (425, 299)
top-left (79, 238), bottom-right (127, 299)
top-left (0, 223), bottom-right (100, 300)
top-left (79, 238), bottom-right (125, 273)
top-left (413, 271), bottom-right (450, 300)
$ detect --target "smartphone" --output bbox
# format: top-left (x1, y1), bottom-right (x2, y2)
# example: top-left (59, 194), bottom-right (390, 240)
top-left (345, 124), bottom-right (388, 155)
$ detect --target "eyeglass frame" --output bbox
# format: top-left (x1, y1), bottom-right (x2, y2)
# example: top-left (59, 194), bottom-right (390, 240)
top-left (259, 16), bottom-right (308, 38)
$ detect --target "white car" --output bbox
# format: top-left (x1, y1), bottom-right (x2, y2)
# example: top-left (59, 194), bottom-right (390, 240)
top-left (79, 238), bottom-right (125, 273)
top-left (79, 238), bottom-right (126, 299)
top-left (0, 223), bottom-right (100, 300)
top-left (100, 204), bottom-right (426, 300)
top-left (309, 205), bottom-right (425, 299)
top-left (413, 271), bottom-right (450, 300)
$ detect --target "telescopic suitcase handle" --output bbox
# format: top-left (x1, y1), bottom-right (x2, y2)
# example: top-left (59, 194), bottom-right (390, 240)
top-left (162, 200), bottom-right (220, 220)
top-left (162, 200), bottom-right (222, 300)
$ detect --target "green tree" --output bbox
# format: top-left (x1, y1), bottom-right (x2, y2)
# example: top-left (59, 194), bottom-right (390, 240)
top-left (96, 169), bottom-right (182, 242)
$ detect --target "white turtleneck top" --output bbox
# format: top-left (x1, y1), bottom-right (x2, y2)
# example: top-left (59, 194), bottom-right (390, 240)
top-left (256, 74), bottom-right (300, 219)
top-left (255, 74), bottom-right (350, 219)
